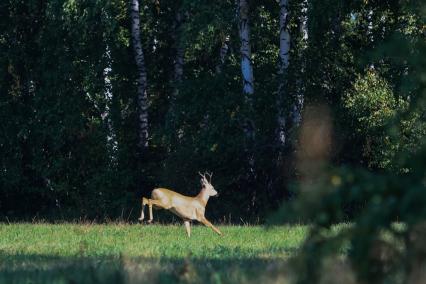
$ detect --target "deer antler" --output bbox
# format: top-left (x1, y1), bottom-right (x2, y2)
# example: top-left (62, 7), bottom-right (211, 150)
top-left (199, 172), bottom-right (208, 185)
top-left (206, 172), bottom-right (213, 182)
top-left (199, 171), bottom-right (213, 183)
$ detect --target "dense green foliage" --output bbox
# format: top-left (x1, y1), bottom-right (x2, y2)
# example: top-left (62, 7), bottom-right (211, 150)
top-left (343, 70), bottom-right (416, 169)
top-left (0, 223), bottom-right (308, 283)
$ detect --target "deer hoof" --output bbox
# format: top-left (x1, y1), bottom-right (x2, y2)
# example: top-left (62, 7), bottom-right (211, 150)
top-left (147, 219), bottom-right (153, 224)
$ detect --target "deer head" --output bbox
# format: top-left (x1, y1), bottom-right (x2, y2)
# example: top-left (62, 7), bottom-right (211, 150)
top-left (199, 172), bottom-right (218, 197)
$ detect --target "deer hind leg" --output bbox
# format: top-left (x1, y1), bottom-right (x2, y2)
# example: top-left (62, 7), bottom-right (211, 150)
top-left (200, 217), bottom-right (223, 236)
top-left (147, 199), bottom-right (167, 224)
top-left (184, 220), bottom-right (191, 237)
top-left (138, 197), bottom-right (149, 221)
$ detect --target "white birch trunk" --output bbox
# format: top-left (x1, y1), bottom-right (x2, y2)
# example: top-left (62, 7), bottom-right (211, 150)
top-left (277, 0), bottom-right (291, 146)
top-left (130, 0), bottom-right (149, 149)
top-left (216, 35), bottom-right (230, 74)
top-left (300, 0), bottom-right (308, 42)
top-left (102, 45), bottom-right (118, 164)
top-left (290, 0), bottom-right (307, 129)
top-left (367, 9), bottom-right (374, 43)
top-left (239, 0), bottom-right (254, 97)
top-left (238, 0), bottom-right (255, 141)
top-left (367, 9), bottom-right (375, 70)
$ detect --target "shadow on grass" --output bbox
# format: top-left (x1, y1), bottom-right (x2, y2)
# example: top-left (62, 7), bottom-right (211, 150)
top-left (0, 252), bottom-right (292, 284)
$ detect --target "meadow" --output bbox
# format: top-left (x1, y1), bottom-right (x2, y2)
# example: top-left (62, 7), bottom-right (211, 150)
top-left (0, 223), bottom-right (308, 284)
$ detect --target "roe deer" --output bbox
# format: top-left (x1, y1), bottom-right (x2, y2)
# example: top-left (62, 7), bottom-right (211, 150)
top-left (139, 172), bottom-right (222, 237)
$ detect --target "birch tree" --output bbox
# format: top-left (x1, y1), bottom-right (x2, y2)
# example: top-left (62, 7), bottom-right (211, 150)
top-left (238, 0), bottom-right (255, 141)
top-left (102, 45), bottom-right (118, 164)
top-left (300, 0), bottom-right (308, 42)
top-left (216, 34), bottom-right (230, 74)
top-left (276, 0), bottom-right (291, 146)
top-left (130, 0), bottom-right (149, 149)
top-left (290, 0), bottom-right (307, 130)
top-left (277, 0), bottom-right (307, 148)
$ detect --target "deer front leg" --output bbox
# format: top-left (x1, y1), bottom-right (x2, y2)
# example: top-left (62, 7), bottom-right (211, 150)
top-left (184, 220), bottom-right (191, 237)
top-left (148, 199), bottom-right (154, 223)
top-left (200, 217), bottom-right (223, 236)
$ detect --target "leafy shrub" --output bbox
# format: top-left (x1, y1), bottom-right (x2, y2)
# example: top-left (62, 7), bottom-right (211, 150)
top-left (343, 70), bottom-right (425, 170)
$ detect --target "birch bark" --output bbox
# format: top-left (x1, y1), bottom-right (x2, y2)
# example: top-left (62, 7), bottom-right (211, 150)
top-left (290, 0), bottom-right (307, 130)
top-left (216, 35), bottom-right (230, 74)
top-left (102, 45), bottom-right (118, 164)
top-left (239, 0), bottom-right (254, 97)
top-left (238, 0), bottom-right (255, 141)
top-left (367, 9), bottom-right (374, 43)
top-left (276, 0), bottom-right (291, 146)
top-left (130, 0), bottom-right (149, 148)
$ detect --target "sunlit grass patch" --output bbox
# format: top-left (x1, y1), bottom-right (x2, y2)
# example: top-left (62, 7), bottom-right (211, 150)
top-left (0, 223), bottom-right (308, 283)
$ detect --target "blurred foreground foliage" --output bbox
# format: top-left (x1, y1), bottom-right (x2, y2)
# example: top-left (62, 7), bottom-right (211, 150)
top-left (273, 14), bottom-right (426, 283)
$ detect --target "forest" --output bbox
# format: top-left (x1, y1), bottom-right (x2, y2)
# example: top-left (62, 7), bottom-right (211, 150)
top-left (1, 0), bottom-right (425, 221)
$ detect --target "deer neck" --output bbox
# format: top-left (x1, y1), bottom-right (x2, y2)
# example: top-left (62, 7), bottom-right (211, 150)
top-left (196, 188), bottom-right (210, 207)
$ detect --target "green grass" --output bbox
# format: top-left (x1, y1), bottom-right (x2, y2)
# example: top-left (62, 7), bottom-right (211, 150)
top-left (0, 223), bottom-right (308, 283)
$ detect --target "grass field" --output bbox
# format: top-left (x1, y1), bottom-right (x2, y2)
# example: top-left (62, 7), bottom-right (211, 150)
top-left (0, 223), bottom-right (309, 283)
